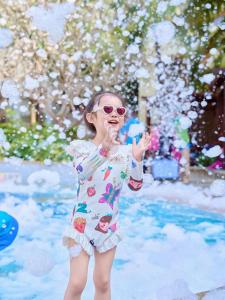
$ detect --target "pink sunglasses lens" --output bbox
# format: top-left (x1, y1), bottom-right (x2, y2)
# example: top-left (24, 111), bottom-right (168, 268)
top-left (103, 106), bottom-right (114, 114)
top-left (117, 107), bottom-right (126, 115)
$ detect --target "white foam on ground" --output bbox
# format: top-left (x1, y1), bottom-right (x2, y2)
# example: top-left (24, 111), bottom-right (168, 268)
top-left (202, 289), bottom-right (225, 300)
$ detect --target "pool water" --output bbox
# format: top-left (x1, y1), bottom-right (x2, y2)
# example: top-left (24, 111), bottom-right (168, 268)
top-left (119, 196), bottom-right (225, 244)
top-left (1, 188), bottom-right (225, 300)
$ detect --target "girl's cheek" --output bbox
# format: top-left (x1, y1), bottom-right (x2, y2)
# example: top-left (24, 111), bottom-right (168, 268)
top-left (119, 120), bottom-right (124, 128)
top-left (102, 116), bottom-right (108, 125)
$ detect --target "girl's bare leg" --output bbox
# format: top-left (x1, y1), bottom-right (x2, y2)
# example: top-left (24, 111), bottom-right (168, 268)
top-left (64, 239), bottom-right (90, 300)
top-left (93, 246), bottom-right (117, 300)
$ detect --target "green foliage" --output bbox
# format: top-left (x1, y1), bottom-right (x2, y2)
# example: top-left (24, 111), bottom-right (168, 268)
top-left (0, 110), bottom-right (77, 162)
top-left (196, 154), bottom-right (216, 167)
top-left (122, 80), bottom-right (139, 107)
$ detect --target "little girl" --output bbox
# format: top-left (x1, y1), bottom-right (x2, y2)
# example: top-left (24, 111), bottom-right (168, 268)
top-left (63, 91), bottom-right (150, 300)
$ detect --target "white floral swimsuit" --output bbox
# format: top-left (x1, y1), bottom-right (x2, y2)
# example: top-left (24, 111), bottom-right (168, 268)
top-left (62, 139), bottom-right (143, 256)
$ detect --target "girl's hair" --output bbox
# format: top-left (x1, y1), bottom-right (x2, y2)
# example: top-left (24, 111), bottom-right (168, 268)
top-left (83, 91), bottom-right (126, 133)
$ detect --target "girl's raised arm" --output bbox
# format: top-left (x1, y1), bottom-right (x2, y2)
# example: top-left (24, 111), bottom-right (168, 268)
top-left (126, 153), bottom-right (144, 191)
top-left (125, 132), bottom-right (151, 191)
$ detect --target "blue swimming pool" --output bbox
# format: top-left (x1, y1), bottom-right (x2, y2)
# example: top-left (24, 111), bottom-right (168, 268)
top-left (119, 195), bottom-right (225, 244)
top-left (1, 190), bottom-right (225, 244)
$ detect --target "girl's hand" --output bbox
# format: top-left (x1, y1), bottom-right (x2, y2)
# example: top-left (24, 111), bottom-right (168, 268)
top-left (132, 132), bottom-right (151, 162)
top-left (102, 120), bottom-right (120, 149)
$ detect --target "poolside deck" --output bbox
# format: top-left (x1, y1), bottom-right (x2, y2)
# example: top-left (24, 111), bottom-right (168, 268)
top-left (190, 166), bottom-right (225, 187)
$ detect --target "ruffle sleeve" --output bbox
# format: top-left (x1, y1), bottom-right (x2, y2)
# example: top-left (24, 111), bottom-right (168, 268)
top-left (65, 139), bottom-right (92, 158)
top-left (65, 139), bottom-right (110, 182)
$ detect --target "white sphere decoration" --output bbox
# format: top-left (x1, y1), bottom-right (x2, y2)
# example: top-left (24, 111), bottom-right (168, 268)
top-left (23, 247), bottom-right (55, 277)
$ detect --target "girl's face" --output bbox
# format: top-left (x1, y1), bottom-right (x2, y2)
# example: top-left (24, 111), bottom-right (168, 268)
top-left (99, 221), bottom-right (109, 231)
top-left (88, 94), bottom-right (126, 135)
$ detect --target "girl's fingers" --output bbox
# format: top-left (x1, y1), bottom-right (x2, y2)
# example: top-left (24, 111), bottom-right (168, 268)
top-left (109, 127), bottom-right (119, 144)
top-left (145, 132), bottom-right (151, 140)
top-left (141, 132), bottom-right (149, 142)
top-left (103, 122), bottom-right (119, 146)
top-left (114, 139), bottom-right (120, 145)
top-left (104, 124), bottom-right (116, 144)
top-left (141, 132), bottom-right (151, 149)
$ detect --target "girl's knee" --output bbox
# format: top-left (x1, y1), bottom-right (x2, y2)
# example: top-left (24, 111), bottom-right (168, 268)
top-left (68, 278), bottom-right (87, 295)
top-left (93, 275), bottom-right (110, 293)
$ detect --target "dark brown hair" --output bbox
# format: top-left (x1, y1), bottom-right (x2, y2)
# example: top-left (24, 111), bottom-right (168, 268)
top-left (83, 91), bottom-right (126, 133)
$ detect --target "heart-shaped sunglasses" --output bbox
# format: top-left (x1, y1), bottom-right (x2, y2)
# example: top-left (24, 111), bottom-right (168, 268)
top-left (92, 104), bottom-right (127, 116)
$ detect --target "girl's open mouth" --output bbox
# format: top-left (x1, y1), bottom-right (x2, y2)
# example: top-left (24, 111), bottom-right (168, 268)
top-left (108, 120), bottom-right (119, 125)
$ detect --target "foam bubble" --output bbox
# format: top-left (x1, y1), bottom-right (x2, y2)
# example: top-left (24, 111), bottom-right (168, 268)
top-left (22, 244), bottom-right (55, 277)
top-left (156, 279), bottom-right (197, 300)
top-left (210, 180), bottom-right (225, 197)
top-left (203, 145), bottom-right (223, 158)
top-left (0, 28), bottom-right (13, 48)
top-left (27, 170), bottom-right (60, 188)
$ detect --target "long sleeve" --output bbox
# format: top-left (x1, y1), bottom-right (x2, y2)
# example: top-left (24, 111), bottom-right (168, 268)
top-left (66, 140), bottom-right (108, 182)
top-left (126, 146), bottom-right (144, 191)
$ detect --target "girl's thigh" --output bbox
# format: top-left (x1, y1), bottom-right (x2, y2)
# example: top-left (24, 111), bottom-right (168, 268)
top-left (67, 240), bottom-right (90, 283)
top-left (93, 246), bottom-right (117, 279)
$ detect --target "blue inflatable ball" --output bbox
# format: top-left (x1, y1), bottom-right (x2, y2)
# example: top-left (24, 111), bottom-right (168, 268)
top-left (0, 211), bottom-right (19, 251)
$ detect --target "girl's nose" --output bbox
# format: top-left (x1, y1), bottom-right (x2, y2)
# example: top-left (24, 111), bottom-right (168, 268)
top-left (111, 109), bottom-right (120, 117)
